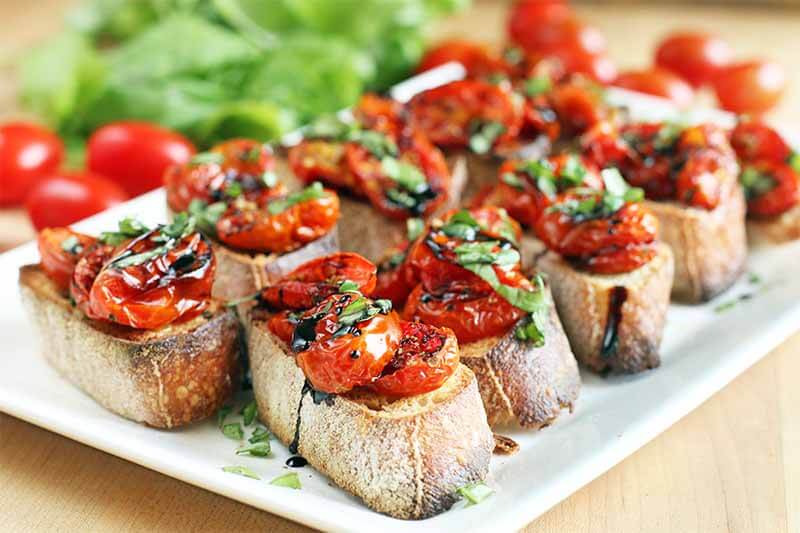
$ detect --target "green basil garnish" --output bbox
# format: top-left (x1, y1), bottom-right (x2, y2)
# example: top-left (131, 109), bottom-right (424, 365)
top-left (524, 75), bottom-right (552, 97)
top-left (469, 120), bottom-right (506, 155)
top-left (222, 422), bottom-right (244, 441)
top-left (456, 482), bottom-right (494, 506)
top-left (222, 466), bottom-right (260, 480)
top-left (270, 472), bottom-right (301, 489)
top-left (235, 441), bottom-right (271, 457)
top-left (267, 182), bottom-right (325, 215)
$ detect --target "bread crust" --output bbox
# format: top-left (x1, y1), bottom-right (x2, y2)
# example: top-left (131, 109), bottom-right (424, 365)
top-left (335, 156), bottom-right (468, 262)
top-left (644, 179), bottom-right (747, 303)
top-left (536, 243), bottom-right (674, 374)
top-left (746, 203), bottom-right (800, 246)
top-left (248, 319), bottom-right (494, 520)
top-left (459, 289), bottom-right (580, 429)
top-left (19, 265), bottom-right (241, 428)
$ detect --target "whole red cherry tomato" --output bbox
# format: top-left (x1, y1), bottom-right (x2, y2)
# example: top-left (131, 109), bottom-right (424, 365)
top-left (85, 229), bottom-right (214, 329)
top-left (731, 120), bottom-right (793, 163)
top-left (261, 252), bottom-right (377, 310)
top-left (548, 49), bottom-right (617, 84)
top-left (675, 149), bottom-right (723, 210)
top-left (37, 228), bottom-right (97, 292)
top-left (741, 160), bottom-right (799, 217)
top-left (508, 0), bottom-right (573, 51)
top-left (712, 60), bottom-right (786, 115)
top-left (0, 122), bottom-right (64, 206)
top-left (353, 94), bottom-right (405, 137)
top-left (655, 32), bottom-right (733, 88)
top-left (613, 69), bottom-right (695, 107)
top-left (367, 322), bottom-right (459, 397)
top-left (288, 140), bottom-right (354, 190)
top-left (417, 40), bottom-right (511, 79)
top-left (87, 121), bottom-right (196, 197)
top-left (549, 78), bottom-right (608, 135)
top-left (271, 293), bottom-right (402, 394)
top-left (26, 172), bottom-right (128, 231)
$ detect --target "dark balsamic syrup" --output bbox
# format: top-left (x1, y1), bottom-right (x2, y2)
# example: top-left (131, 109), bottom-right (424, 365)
top-left (288, 380), bottom-right (336, 455)
top-left (601, 286), bottom-right (627, 358)
top-left (285, 456), bottom-right (308, 468)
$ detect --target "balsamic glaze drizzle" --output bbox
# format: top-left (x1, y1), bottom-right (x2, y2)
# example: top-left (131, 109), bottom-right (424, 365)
top-left (601, 286), bottom-right (627, 358)
top-left (289, 380), bottom-right (335, 455)
top-left (285, 456), bottom-right (308, 468)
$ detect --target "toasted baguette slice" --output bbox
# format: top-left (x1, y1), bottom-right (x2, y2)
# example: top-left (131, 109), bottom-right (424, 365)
top-left (746, 203), bottom-right (800, 246)
top-left (211, 230), bottom-right (339, 300)
top-left (248, 318), bottom-right (494, 520)
top-left (459, 287), bottom-right (580, 429)
top-left (334, 156), bottom-right (468, 262)
top-left (19, 265), bottom-right (241, 428)
top-left (644, 179), bottom-right (747, 303)
top-left (536, 243), bottom-right (674, 374)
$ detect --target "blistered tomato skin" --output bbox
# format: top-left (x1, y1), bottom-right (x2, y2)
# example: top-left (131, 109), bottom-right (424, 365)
top-left (367, 322), bottom-right (459, 397)
top-left (288, 140), bottom-right (353, 190)
top-left (37, 228), bottom-right (97, 292)
top-left (417, 39), bottom-right (512, 80)
top-left (731, 121), bottom-right (793, 163)
top-left (261, 252), bottom-right (377, 311)
top-left (165, 138), bottom-right (279, 212)
top-left (269, 294), bottom-right (402, 394)
top-left (215, 189), bottom-right (339, 254)
top-left (0, 122), bottom-right (65, 206)
top-left (84, 231), bottom-right (215, 330)
top-left (535, 192), bottom-right (659, 275)
top-left (744, 160), bottom-right (800, 217)
top-left (71, 244), bottom-right (115, 316)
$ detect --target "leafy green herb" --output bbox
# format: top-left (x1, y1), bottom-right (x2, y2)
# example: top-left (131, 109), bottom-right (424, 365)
top-left (469, 120), bottom-right (505, 155)
top-left (503, 46), bottom-right (524, 66)
top-left (241, 400), bottom-right (258, 426)
top-left (222, 422), bottom-right (244, 441)
top-left (748, 272), bottom-right (762, 284)
top-left (60, 235), bottom-right (82, 254)
top-left (385, 188), bottom-right (416, 209)
top-left (440, 209), bottom-right (481, 241)
top-left (351, 129), bottom-right (397, 159)
top-left (225, 181), bottom-right (243, 198)
top-left (524, 75), bottom-right (552, 97)
top-left (653, 122), bottom-right (683, 151)
top-left (270, 472), bottom-right (301, 489)
top-left (789, 152), bottom-right (800, 173)
top-left (99, 217), bottom-right (150, 246)
top-left (217, 405), bottom-right (232, 429)
top-left (454, 241), bottom-right (520, 267)
top-left (714, 300), bottom-right (738, 313)
top-left (456, 482), bottom-right (493, 506)
top-left (381, 157), bottom-right (427, 193)
top-left (501, 172), bottom-right (524, 190)
top-left (267, 182), bottom-right (325, 215)
top-left (336, 296), bottom-right (392, 331)
top-left (559, 155), bottom-right (588, 187)
top-left (406, 217), bottom-right (424, 241)
top-left (338, 280), bottom-right (360, 293)
top-left (160, 212), bottom-right (196, 239)
top-left (249, 427), bottom-right (271, 444)
top-left (191, 151), bottom-right (225, 166)
top-left (514, 275), bottom-right (548, 346)
top-left (262, 171), bottom-right (278, 188)
top-left (222, 465), bottom-right (260, 480)
top-left (235, 441), bottom-right (271, 457)
top-left (109, 243), bottom-right (171, 269)
top-left (740, 166), bottom-right (775, 200)
top-left (188, 199), bottom-right (227, 237)
top-left (225, 291), bottom-right (260, 308)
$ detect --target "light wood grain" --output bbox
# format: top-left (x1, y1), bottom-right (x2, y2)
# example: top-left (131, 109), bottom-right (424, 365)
top-left (2, 1), bottom-right (800, 532)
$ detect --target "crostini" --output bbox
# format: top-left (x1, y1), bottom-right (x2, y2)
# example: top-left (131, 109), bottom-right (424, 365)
top-left (374, 206), bottom-right (580, 429)
top-left (247, 252), bottom-right (493, 519)
top-left (533, 170), bottom-right (674, 373)
top-left (19, 218), bottom-right (241, 428)
top-left (581, 121), bottom-right (746, 302)
top-left (165, 138), bottom-right (340, 300)
top-left (286, 94), bottom-right (466, 262)
top-left (730, 119), bottom-right (800, 244)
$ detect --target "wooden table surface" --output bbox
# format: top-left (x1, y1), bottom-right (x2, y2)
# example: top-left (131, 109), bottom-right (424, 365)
top-left (2, 2), bottom-right (800, 532)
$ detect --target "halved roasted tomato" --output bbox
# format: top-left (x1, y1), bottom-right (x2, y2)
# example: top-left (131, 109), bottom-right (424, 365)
top-left (37, 228), bottom-right (97, 292)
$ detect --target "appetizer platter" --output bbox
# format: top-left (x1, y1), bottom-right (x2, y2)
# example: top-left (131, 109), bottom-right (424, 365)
top-left (3, 60), bottom-right (800, 533)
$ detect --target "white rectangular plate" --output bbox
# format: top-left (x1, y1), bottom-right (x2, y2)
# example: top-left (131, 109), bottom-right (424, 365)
top-left (2, 83), bottom-right (800, 532)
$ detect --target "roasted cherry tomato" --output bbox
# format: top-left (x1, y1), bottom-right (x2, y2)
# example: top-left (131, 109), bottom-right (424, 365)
top-left (374, 247), bottom-right (416, 307)
top-left (712, 60), bottom-right (786, 115)
top-left (25, 172), bottom-right (128, 231)
top-left (270, 293), bottom-right (402, 394)
top-left (675, 149), bottom-right (723, 210)
top-left (508, 2), bottom-right (605, 58)
top-left (549, 78), bottom-right (607, 135)
top-left (71, 243), bottom-right (115, 315)
top-left (37, 228), bottom-right (97, 292)
top-left (367, 322), bottom-right (459, 397)
top-left (580, 120), bottom-right (632, 169)
top-left (403, 282), bottom-right (526, 344)
top-left (0, 122), bottom-right (64, 206)
top-left (613, 68), bottom-right (694, 107)
top-left (535, 191), bottom-right (658, 274)
top-left (479, 155), bottom-right (603, 227)
top-left (215, 187), bottom-right (339, 254)
top-left (741, 160), bottom-right (799, 217)
top-left (353, 94), bottom-right (404, 137)
top-left (655, 32), bottom-right (732, 88)
top-left (407, 80), bottom-right (522, 151)
top-left (731, 120), bottom-right (794, 164)
top-left (417, 40), bottom-right (511, 80)
top-left (288, 140), bottom-right (354, 190)
top-left (261, 252), bottom-right (377, 310)
top-left (84, 229), bottom-right (214, 329)
top-left (165, 139), bottom-right (278, 212)
top-left (549, 49), bottom-right (617, 84)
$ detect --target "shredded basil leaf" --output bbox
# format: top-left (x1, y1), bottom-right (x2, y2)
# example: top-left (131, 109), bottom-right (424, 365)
top-left (456, 482), bottom-right (494, 506)
top-left (406, 217), bottom-right (424, 241)
top-left (99, 217), bottom-right (150, 245)
top-left (338, 280), bottom-right (360, 293)
top-left (740, 166), bottom-right (776, 200)
top-left (235, 441), bottom-right (271, 457)
top-left (270, 472), bottom-right (301, 489)
top-left (188, 199), bottom-right (226, 237)
top-left (790, 152), bottom-right (800, 173)
top-left (469, 120), bottom-right (505, 155)
top-left (217, 405), bottom-right (232, 429)
top-left (241, 400), bottom-right (258, 426)
top-left (524, 75), bottom-right (552, 97)
top-left (501, 171), bottom-right (524, 190)
top-left (222, 422), bottom-right (244, 441)
top-left (381, 156), bottom-right (428, 193)
top-left (222, 466), bottom-right (260, 480)
top-left (60, 235), bottom-right (82, 254)
top-left (267, 182), bottom-right (325, 215)
top-left (248, 427), bottom-right (271, 444)
top-left (191, 151), bottom-right (224, 166)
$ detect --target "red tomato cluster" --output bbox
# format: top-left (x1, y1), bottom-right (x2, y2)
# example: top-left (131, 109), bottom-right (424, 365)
top-left (731, 120), bottom-right (799, 217)
top-left (265, 253), bottom-right (459, 397)
top-left (2, 120), bottom-right (195, 231)
top-left (37, 224), bottom-right (214, 330)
